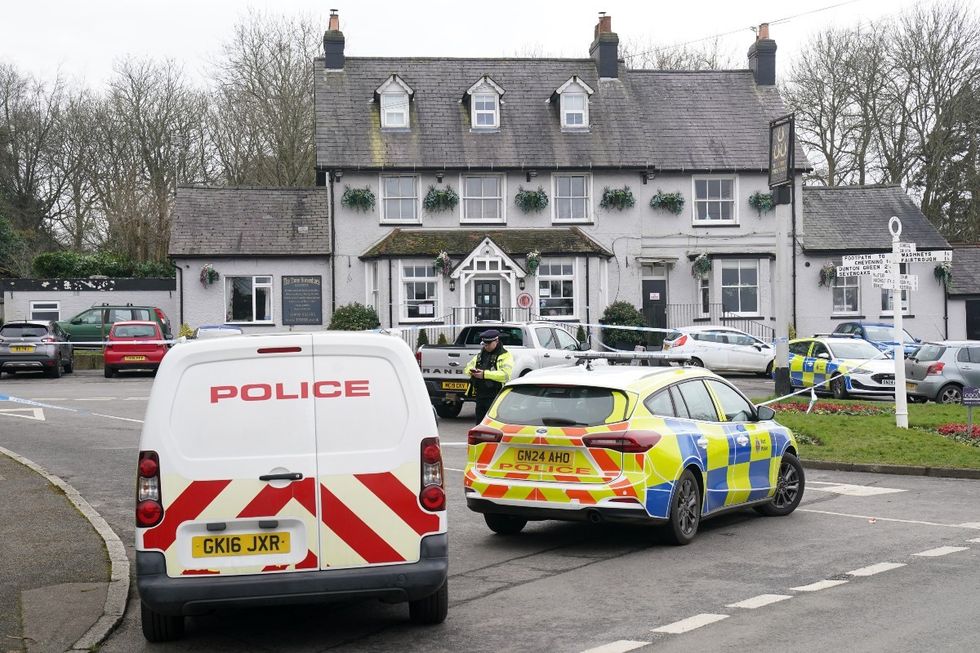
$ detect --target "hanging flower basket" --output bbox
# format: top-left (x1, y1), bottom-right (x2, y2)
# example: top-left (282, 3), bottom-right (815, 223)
top-left (422, 186), bottom-right (459, 213)
top-left (433, 251), bottom-right (452, 276)
top-left (748, 191), bottom-right (775, 215)
top-left (515, 186), bottom-right (549, 213)
top-left (934, 262), bottom-right (952, 285)
top-left (599, 186), bottom-right (635, 211)
top-left (691, 253), bottom-right (711, 278)
top-left (649, 190), bottom-right (685, 215)
top-left (526, 249), bottom-right (541, 276)
top-left (199, 263), bottom-right (220, 287)
top-left (818, 263), bottom-right (837, 287)
top-left (341, 186), bottom-right (376, 212)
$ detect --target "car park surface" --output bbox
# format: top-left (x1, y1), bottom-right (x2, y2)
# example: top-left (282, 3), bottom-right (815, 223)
top-left (0, 320), bottom-right (74, 378)
top-left (662, 326), bottom-right (774, 375)
top-left (906, 340), bottom-right (980, 403)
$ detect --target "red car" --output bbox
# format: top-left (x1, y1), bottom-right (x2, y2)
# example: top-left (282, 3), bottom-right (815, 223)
top-left (104, 321), bottom-right (169, 378)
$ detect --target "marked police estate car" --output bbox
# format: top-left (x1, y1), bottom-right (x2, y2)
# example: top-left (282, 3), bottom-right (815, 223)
top-left (464, 365), bottom-right (804, 545)
top-left (789, 336), bottom-right (896, 399)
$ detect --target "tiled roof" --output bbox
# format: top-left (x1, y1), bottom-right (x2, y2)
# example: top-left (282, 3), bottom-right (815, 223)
top-left (170, 187), bottom-right (330, 257)
top-left (360, 228), bottom-right (613, 259)
top-left (949, 245), bottom-right (980, 296)
top-left (800, 185), bottom-right (950, 251)
top-left (315, 58), bottom-right (808, 171)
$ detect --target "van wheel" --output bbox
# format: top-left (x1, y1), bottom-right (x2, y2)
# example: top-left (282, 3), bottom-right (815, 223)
top-left (140, 601), bottom-right (184, 642)
top-left (435, 401), bottom-right (462, 419)
top-left (664, 469), bottom-right (700, 546)
top-left (484, 513), bottom-right (527, 535)
top-left (408, 580), bottom-right (448, 625)
top-left (756, 453), bottom-right (805, 517)
top-left (104, 366), bottom-right (115, 378)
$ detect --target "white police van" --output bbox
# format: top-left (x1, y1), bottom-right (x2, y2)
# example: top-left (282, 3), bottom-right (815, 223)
top-left (135, 332), bottom-right (448, 641)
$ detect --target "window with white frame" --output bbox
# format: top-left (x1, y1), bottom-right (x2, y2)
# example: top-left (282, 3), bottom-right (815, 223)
top-left (226, 276), bottom-right (273, 323)
top-left (694, 177), bottom-right (736, 223)
top-left (720, 259), bottom-right (759, 315)
top-left (381, 175), bottom-right (418, 222)
top-left (366, 262), bottom-right (380, 315)
top-left (555, 174), bottom-right (590, 222)
top-left (538, 260), bottom-right (574, 317)
top-left (699, 277), bottom-right (710, 316)
top-left (380, 92), bottom-right (409, 128)
top-left (881, 263), bottom-right (910, 313)
top-left (833, 275), bottom-right (860, 314)
top-left (29, 301), bottom-right (60, 321)
top-left (562, 93), bottom-right (588, 127)
top-left (402, 264), bottom-right (438, 320)
top-left (462, 175), bottom-right (504, 222)
top-left (472, 93), bottom-right (499, 128)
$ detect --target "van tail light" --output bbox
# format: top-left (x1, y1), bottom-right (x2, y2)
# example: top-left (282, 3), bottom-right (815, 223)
top-left (467, 425), bottom-right (504, 446)
top-left (926, 362), bottom-right (945, 375)
top-left (136, 450), bottom-right (164, 527)
top-left (672, 335), bottom-right (688, 347)
top-left (419, 437), bottom-right (445, 511)
top-left (583, 430), bottom-right (662, 453)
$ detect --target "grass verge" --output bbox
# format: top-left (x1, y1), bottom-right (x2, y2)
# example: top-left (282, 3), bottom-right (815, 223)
top-left (773, 399), bottom-right (980, 469)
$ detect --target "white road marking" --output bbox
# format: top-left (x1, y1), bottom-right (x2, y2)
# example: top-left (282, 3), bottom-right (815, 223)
top-left (74, 397), bottom-right (115, 401)
top-left (0, 408), bottom-right (45, 421)
top-left (580, 641), bottom-right (649, 653)
top-left (807, 483), bottom-right (905, 496)
top-left (123, 396), bottom-right (148, 401)
top-left (445, 467), bottom-right (465, 473)
top-left (726, 594), bottom-right (792, 609)
top-left (957, 522), bottom-right (980, 529)
top-left (89, 412), bottom-right (143, 424)
top-left (790, 579), bottom-right (849, 592)
top-left (847, 562), bottom-right (906, 577)
top-left (652, 613), bottom-right (729, 634)
top-left (800, 509), bottom-right (979, 530)
top-left (968, 538), bottom-right (980, 543)
top-left (913, 546), bottom-right (969, 557)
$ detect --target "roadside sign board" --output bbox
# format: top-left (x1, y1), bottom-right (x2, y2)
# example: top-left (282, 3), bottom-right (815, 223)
top-left (769, 114), bottom-right (794, 188)
top-left (901, 250), bottom-right (952, 263)
top-left (842, 253), bottom-right (893, 266)
top-left (837, 263), bottom-right (887, 277)
top-left (963, 387), bottom-right (980, 406)
top-left (871, 272), bottom-right (918, 291)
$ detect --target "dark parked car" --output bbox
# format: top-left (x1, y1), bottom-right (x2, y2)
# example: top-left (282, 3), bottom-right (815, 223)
top-left (57, 303), bottom-right (173, 348)
top-left (832, 321), bottom-right (921, 358)
top-left (905, 341), bottom-right (980, 404)
top-left (0, 321), bottom-right (74, 378)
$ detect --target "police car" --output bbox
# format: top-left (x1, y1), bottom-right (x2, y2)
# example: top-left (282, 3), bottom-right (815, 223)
top-left (789, 336), bottom-right (896, 399)
top-left (464, 365), bottom-right (804, 544)
top-left (135, 332), bottom-right (448, 641)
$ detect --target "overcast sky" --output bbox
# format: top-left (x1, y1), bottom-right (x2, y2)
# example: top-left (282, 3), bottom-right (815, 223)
top-left (2, 0), bottom-right (933, 87)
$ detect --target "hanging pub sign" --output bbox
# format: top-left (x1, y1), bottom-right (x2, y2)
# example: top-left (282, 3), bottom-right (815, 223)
top-left (768, 114), bottom-right (794, 188)
top-left (282, 275), bottom-right (323, 325)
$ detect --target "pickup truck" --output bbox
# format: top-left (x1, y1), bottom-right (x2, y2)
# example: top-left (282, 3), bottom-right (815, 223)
top-left (417, 322), bottom-right (588, 418)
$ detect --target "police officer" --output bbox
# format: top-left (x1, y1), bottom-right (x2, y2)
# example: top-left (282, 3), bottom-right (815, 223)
top-left (464, 329), bottom-right (514, 423)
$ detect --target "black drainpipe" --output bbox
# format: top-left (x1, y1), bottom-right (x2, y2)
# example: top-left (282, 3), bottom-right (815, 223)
top-left (791, 180), bottom-right (798, 330)
top-left (171, 260), bottom-right (183, 326)
top-left (387, 258), bottom-right (394, 328)
top-left (328, 172), bottom-right (337, 313)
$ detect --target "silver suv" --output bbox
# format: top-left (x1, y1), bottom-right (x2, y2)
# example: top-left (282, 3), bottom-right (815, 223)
top-left (905, 341), bottom-right (980, 403)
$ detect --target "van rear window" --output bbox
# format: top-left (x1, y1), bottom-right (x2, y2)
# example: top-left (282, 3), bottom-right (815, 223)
top-left (493, 385), bottom-right (628, 426)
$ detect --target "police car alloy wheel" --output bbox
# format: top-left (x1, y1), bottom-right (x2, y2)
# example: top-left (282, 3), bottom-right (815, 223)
top-left (831, 375), bottom-right (849, 399)
top-left (757, 453), bottom-right (805, 517)
top-left (665, 469), bottom-right (701, 545)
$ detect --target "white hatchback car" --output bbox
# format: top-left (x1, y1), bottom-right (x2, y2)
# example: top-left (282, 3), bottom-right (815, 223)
top-left (662, 326), bottom-right (774, 375)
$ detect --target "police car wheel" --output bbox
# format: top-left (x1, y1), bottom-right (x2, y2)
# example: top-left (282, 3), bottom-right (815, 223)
top-left (484, 513), bottom-right (527, 535)
top-left (435, 401), bottom-right (463, 419)
top-left (757, 453), bottom-right (805, 517)
top-left (409, 579), bottom-right (448, 625)
top-left (831, 375), bottom-right (848, 400)
top-left (140, 601), bottom-right (184, 642)
top-left (665, 469), bottom-right (701, 545)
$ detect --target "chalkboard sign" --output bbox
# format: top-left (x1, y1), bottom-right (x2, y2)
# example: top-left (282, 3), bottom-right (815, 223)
top-left (282, 275), bottom-right (323, 326)
top-left (963, 386), bottom-right (980, 407)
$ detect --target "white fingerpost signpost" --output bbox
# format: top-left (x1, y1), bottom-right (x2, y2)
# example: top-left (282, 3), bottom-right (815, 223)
top-left (836, 216), bottom-right (953, 429)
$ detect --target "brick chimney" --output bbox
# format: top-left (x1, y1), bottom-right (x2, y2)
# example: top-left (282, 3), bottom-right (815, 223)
top-left (747, 23), bottom-right (776, 85)
top-left (323, 9), bottom-right (345, 70)
top-left (589, 12), bottom-right (619, 79)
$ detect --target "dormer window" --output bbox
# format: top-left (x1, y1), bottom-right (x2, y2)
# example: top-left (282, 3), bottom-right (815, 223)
top-left (553, 76), bottom-right (595, 130)
top-left (465, 76), bottom-right (505, 130)
top-left (374, 75), bottom-right (414, 130)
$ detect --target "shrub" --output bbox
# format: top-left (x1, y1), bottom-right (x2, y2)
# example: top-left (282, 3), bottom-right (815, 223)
top-left (575, 324), bottom-right (587, 343)
top-left (599, 186), bottom-right (635, 211)
top-left (649, 190), bottom-right (685, 214)
top-left (599, 301), bottom-right (645, 348)
top-left (341, 186), bottom-right (376, 212)
top-left (416, 329), bottom-right (430, 349)
top-left (748, 191), bottom-right (775, 215)
top-left (329, 302), bottom-right (381, 330)
top-left (31, 250), bottom-right (174, 278)
top-left (515, 186), bottom-right (549, 213)
top-left (422, 186), bottom-right (459, 212)
top-left (178, 323), bottom-right (194, 338)
top-left (437, 332), bottom-right (449, 345)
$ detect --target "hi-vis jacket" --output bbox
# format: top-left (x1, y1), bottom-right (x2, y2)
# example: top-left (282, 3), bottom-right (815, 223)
top-left (464, 347), bottom-right (514, 398)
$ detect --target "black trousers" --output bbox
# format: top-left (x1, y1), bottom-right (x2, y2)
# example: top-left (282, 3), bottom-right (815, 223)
top-left (474, 396), bottom-right (494, 423)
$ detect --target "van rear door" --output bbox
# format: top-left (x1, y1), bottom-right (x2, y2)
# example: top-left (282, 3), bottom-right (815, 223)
top-left (312, 333), bottom-right (443, 569)
top-left (141, 334), bottom-right (320, 577)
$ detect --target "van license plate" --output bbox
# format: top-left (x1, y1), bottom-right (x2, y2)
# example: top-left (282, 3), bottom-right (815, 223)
top-left (441, 381), bottom-right (469, 391)
top-left (191, 532), bottom-right (290, 558)
top-left (10, 345), bottom-right (34, 353)
top-left (123, 355), bottom-right (146, 361)
top-left (515, 448), bottom-right (572, 465)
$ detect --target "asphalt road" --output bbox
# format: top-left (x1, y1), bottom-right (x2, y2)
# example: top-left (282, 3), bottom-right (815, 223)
top-left (1, 370), bottom-right (978, 652)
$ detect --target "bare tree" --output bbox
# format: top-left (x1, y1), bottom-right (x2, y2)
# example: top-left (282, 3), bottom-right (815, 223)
top-left (621, 37), bottom-right (737, 70)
